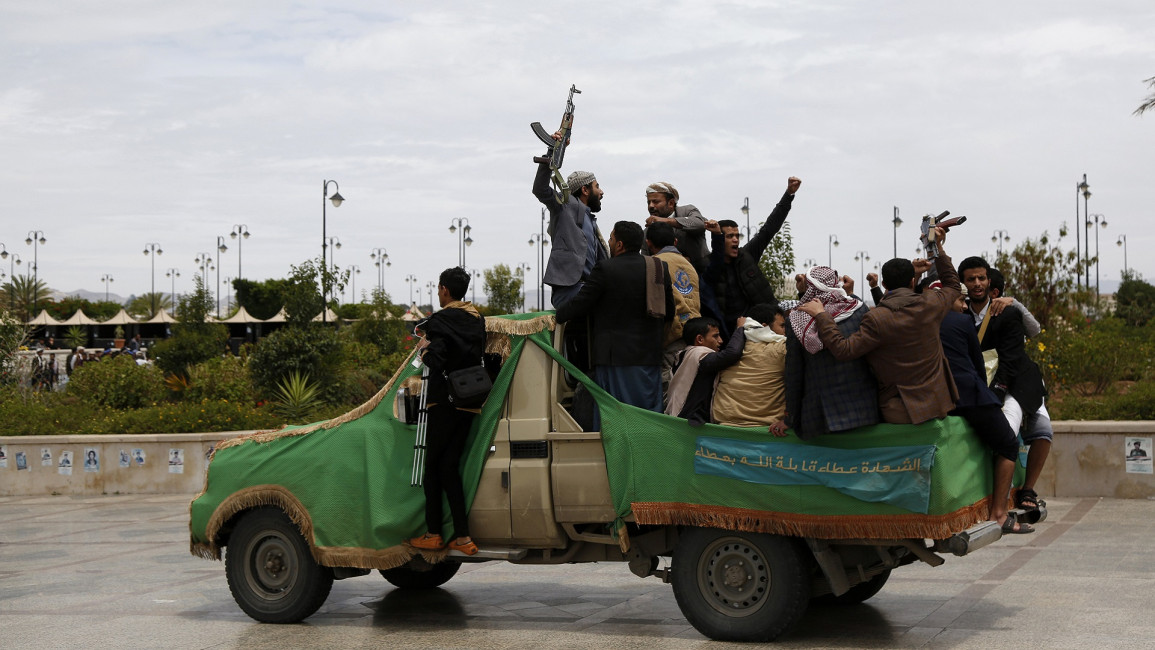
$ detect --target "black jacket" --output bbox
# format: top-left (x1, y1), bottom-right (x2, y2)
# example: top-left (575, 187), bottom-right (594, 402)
top-left (978, 306), bottom-right (1045, 414)
top-left (418, 305), bottom-right (486, 405)
top-left (940, 311), bottom-right (1000, 408)
top-left (703, 190), bottom-right (795, 337)
top-left (555, 251), bottom-right (674, 367)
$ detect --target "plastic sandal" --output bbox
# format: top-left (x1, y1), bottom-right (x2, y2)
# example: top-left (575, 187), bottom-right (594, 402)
top-left (408, 533), bottom-right (445, 550)
top-left (448, 537), bottom-right (479, 555)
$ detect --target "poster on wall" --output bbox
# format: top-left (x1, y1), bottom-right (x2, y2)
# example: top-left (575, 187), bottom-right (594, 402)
top-left (0, 444), bottom-right (7, 468)
top-left (83, 448), bottom-right (100, 473)
top-left (15, 451), bottom-right (28, 471)
top-left (168, 448), bottom-right (184, 474)
top-left (58, 451), bottom-right (73, 476)
top-left (119, 450), bottom-right (131, 468)
top-left (133, 449), bottom-right (146, 466)
top-left (41, 448), bottom-right (53, 467)
top-left (1125, 437), bottom-right (1152, 475)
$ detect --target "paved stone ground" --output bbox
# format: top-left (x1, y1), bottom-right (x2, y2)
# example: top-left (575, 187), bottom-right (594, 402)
top-left (2, 494), bottom-right (1154, 649)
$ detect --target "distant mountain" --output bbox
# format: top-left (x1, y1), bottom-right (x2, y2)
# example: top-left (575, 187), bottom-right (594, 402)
top-left (52, 288), bottom-right (127, 304)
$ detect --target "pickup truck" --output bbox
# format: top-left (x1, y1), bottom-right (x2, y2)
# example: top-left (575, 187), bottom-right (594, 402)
top-left (189, 313), bottom-right (1040, 642)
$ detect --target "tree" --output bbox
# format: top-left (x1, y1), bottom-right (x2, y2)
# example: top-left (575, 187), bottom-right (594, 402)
top-left (1135, 75), bottom-right (1155, 116)
top-left (46, 296), bottom-right (121, 322)
top-left (282, 259), bottom-right (348, 327)
top-left (1115, 276), bottom-right (1155, 327)
top-left (151, 275), bottom-right (228, 378)
top-left (1000, 227), bottom-right (1091, 330)
top-left (756, 221), bottom-right (796, 299)
top-left (0, 308), bottom-right (29, 385)
top-left (234, 277), bottom-right (292, 320)
top-left (2, 275), bottom-right (53, 321)
top-left (127, 292), bottom-right (173, 320)
top-left (483, 264), bottom-right (523, 314)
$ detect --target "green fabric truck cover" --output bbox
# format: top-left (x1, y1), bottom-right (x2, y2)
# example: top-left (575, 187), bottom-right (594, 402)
top-left (189, 313), bottom-right (998, 570)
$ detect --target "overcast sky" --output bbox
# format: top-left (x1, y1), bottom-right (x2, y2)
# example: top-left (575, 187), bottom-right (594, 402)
top-left (2, 1), bottom-right (1152, 309)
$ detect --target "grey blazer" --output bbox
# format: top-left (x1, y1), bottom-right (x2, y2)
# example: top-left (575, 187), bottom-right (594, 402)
top-left (533, 163), bottom-right (607, 287)
top-left (671, 204), bottom-right (708, 271)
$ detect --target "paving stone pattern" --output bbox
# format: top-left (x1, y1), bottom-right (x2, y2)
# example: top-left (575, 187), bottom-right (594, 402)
top-left (1, 494), bottom-right (1154, 648)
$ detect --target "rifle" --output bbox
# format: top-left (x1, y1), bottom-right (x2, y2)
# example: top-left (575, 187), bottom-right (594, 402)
top-left (531, 84), bottom-right (581, 205)
top-left (919, 211), bottom-right (967, 260)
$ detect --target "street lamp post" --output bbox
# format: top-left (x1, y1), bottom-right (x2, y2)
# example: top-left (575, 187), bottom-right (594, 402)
top-left (801, 258), bottom-right (817, 272)
top-left (346, 265), bottom-right (361, 304)
top-left (223, 276), bottom-right (232, 312)
top-left (101, 274), bottom-right (114, 302)
top-left (369, 248), bottom-right (390, 296)
top-left (194, 252), bottom-right (215, 278)
top-left (229, 225), bottom-right (250, 306)
top-left (25, 231), bottom-right (47, 314)
top-left (165, 268), bottom-right (180, 316)
top-left (426, 281), bottom-right (436, 312)
top-left (516, 262), bottom-right (531, 312)
top-left (828, 234), bottom-right (839, 268)
top-left (1076, 175), bottom-right (1090, 291)
top-left (216, 236), bottom-right (229, 317)
top-left (854, 250), bottom-right (870, 296)
top-left (404, 274), bottom-right (417, 307)
top-left (471, 269), bottom-right (483, 304)
top-left (1117, 235), bottom-right (1128, 277)
top-left (529, 208), bottom-right (550, 311)
top-left (143, 242), bottom-right (162, 314)
top-left (0, 245), bottom-right (21, 312)
top-left (449, 218), bottom-right (473, 269)
top-left (740, 197), bottom-right (750, 238)
top-left (324, 237), bottom-right (342, 274)
top-left (892, 207), bottom-right (902, 258)
top-left (322, 180), bottom-right (345, 324)
top-left (1087, 214), bottom-right (1107, 303)
top-left (991, 230), bottom-right (1011, 258)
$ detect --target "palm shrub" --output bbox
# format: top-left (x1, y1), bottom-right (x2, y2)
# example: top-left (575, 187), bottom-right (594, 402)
top-left (273, 370), bottom-right (323, 422)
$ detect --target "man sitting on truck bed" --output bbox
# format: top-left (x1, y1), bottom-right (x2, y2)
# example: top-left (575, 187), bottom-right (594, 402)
top-left (555, 220), bottom-right (674, 428)
top-left (796, 226), bottom-right (959, 425)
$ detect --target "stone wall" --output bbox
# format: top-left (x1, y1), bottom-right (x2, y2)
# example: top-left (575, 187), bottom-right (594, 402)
top-left (2, 423), bottom-right (1154, 498)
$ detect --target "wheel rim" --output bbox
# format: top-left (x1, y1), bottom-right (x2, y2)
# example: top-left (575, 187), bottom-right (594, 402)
top-left (244, 529), bottom-right (298, 601)
top-left (696, 536), bottom-right (770, 617)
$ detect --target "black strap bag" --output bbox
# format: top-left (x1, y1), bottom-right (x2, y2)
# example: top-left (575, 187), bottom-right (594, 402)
top-left (444, 365), bottom-right (492, 409)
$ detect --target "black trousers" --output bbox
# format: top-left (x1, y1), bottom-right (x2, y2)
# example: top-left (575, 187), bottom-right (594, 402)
top-left (952, 405), bottom-right (1019, 462)
top-left (422, 403), bottom-right (475, 539)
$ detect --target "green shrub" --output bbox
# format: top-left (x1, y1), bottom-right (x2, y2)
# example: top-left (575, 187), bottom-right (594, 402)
top-left (152, 325), bottom-right (228, 378)
top-left (248, 325), bottom-right (343, 403)
top-left (1049, 380), bottom-right (1155, 420)
top-left (1034, 318), bottom-right (1143, 396)
top-left (67, 355), bottom-right (167, 409)
top-left (80, 398), bottom-right (286, 434)
top-left (0, 387), bottom-right (99, 435)
top-left (184, 356), bottom-right (256, 404)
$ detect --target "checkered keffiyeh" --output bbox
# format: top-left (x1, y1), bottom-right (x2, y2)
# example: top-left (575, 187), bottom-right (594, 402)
top-left (788, 266), bottom-right (863, 354)
top-left (566, 170), bottom-right (596, 190)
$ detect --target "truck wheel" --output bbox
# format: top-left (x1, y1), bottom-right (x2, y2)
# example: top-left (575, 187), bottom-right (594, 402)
top-left (379, 560), bottom-right (461, 589)
top-left (225, 508), bottom-right (333, 623)
top-left (812, 569), bottom-right (891, 606)
top-left (671, 527), bottom-right (810, 642)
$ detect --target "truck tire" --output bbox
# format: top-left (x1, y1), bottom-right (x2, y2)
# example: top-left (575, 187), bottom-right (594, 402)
top-left (812, 569), bottom-right (891, 606)
top-left (379, 560), bottom-right (461, 589)
top-left (225, 507), bottom-right (333, 623)
top-left (671, 527), bottom-right (811, 642)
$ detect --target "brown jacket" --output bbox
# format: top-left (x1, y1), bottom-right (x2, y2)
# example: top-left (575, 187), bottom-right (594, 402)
top-left (811, 254), bottom-right (961, 424)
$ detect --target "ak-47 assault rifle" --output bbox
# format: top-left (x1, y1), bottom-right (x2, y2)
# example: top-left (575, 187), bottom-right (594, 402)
top-left (920, 211), bottom-right (967, 260)
top-left (531, 84), bottom-right (581, 205)
top-left (918, 211), bottom-right (967, 285)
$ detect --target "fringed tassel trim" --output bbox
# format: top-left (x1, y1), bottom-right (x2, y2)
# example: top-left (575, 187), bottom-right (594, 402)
top-left (216, 348), bottom-right (419, 452)
top-left (315, 544), bottom-right (416, 571)
top-left (485, 313), bottom-right (555, 337)
top-left (194, 484), bottom-right (449, 571)
top-left (200, 485), bottom-right (316, 560)
top-left (631, 498), bottom-right (991, 541)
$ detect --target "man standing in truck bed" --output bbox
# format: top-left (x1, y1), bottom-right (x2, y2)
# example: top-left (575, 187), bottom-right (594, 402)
top-left (796, 227), bottom-right (959, 425)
